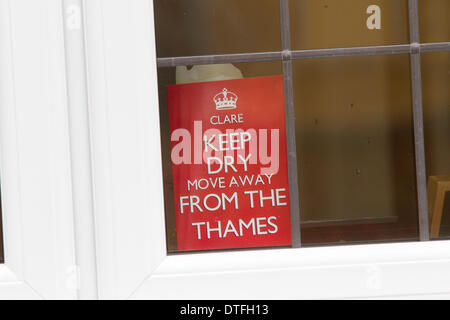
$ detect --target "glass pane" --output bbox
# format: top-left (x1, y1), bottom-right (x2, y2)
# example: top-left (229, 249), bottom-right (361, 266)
top-left (157, 62), bottom-right (286, 253)
top-left (422, 52), bottom-right (450, 240)
top-left (293, 54), bottom-right (419, 246)
top-left (290, 0), bottom-right (410, 50)
top-left (153, 0), bottom-right (281, 57)
top-left (419, 0), bottom-right (450, 43)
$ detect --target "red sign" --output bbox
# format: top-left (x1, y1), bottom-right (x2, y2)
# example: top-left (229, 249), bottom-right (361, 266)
top-left (167, 75), bottom-right (291, 251)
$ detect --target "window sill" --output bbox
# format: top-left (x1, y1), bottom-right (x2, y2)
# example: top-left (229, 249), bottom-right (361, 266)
top-left (131, 240), bottom-right (450, 299)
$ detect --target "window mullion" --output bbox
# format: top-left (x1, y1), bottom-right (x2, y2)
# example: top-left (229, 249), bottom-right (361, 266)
top-left (156, 43), bottom-right (450, 68)
top-left (408, 0), bottom-right (430, 241)
top-left (280, 0), bottom-right (301, 248)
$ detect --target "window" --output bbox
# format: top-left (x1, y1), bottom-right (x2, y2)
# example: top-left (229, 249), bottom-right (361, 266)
top-left (153, 0), bottom-right (282, 57)
top-left (293, 54), bottom-right (419, 246)
top-left (154, 0), bottom-right (450, 253)
top-left (78, 0), bottom-right (450, 299)
top-left (290, 0), bottom-right (410, 49)
top-left (422, 51), bottom-right (450, 239)
top-left (0, 0), bottom-right (77, 299)
top-left (1, 0), bottom-right (449, 300)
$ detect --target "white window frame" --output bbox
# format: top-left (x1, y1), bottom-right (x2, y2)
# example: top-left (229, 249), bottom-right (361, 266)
top-left (0, 0), bottom-right (76, 299)
top-left (84, 0), bottom-right (450, 300)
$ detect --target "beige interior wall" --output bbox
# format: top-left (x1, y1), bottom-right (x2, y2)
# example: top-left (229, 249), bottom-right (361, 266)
top-left (419, 0), bottom-right (450, 43)
top-left (420, 0), bottom-right (450, 177)
top-left (290, 0), bottom-right (409, 49)
top-left (423, 52), bottom-right (450, 177)
top-left (293, 54), bottom-right (416, 222)
top-left (154, 0), bottom-right (281, 57)
top-left (420, 0), bottom-right (450, 238)
top-left (289, 1), bottom-right (415, 222)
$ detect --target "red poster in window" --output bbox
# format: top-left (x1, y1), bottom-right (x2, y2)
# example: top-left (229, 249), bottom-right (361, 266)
top-left (167, 75), bottom-right (291, 251)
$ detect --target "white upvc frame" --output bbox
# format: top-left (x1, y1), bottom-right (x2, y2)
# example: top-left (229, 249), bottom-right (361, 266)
top-left (0, 0), bottom-right (76, 299)
top-left (86, 0), bottom-right (450, 299)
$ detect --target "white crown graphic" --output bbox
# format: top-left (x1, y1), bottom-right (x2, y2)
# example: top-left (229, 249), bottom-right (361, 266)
top-left (214, 88), bottom-right (238, 110)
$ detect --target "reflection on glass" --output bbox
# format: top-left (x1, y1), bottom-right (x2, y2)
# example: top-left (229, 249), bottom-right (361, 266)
top-left (157, 62), bottom-right (283, 253)
top-left (290, 0), bottom-right (409, 50)
top-left (153, 0), bottom-right (281, 57)
top-left (422, 52), bottom-right (450, 239)
top-left (419, 0), bottom-right (450, 43)
top-left (293, 54), bottom-right (419, 246)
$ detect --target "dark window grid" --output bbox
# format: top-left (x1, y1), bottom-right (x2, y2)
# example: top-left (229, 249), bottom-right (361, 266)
top-left (156, 0), bottom-right (450, 246)
top-left (156, 43), bottom-right (450, 68)
top-left (409, 0), bottom-right (429, 241)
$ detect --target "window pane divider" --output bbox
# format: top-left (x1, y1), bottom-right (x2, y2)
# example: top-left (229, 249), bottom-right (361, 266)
top-left (280, 0), bottom-right (302, 248)
top-left (156, 51), bottom-right (283, 68)
top-left (420, 42), bottom-right (450, 53)
top-left (408, 0), bottom-right (430, 241)
top-left (157, 43), bottom-right (450, 68)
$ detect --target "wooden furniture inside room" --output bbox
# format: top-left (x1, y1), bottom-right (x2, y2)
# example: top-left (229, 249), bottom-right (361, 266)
top-left (428, 175), bottom-right (450, 238)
